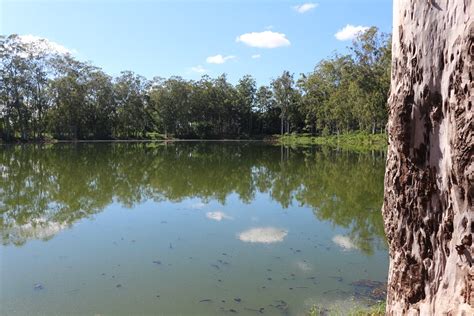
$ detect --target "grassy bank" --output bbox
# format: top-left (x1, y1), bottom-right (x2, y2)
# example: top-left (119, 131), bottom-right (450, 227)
top-left (308, 302), bottom-right (386, 316)
top-left (275, 132), bottom-right (388, 152)
top-left (1, 132), bottom-right (275, 144)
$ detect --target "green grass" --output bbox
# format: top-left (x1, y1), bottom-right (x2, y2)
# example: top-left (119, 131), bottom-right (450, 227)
top-left (307, 302), bottom-right (386, 316)
top-left (275, 132), bottom-right (388, 152)
top-left (145, 132), bottom-right (168, 140)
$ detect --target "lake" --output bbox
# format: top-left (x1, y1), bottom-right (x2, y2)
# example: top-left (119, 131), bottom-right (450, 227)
top-left (0, 142), bottom-right (388, 315)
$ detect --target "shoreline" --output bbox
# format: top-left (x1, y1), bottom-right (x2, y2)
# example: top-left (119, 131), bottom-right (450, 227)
top-left (1, 132), bottom-right (387, 152)
top-left (0, 138), bottom-right (270, 145)
top-left (276, 132), bottom-right (388, 152)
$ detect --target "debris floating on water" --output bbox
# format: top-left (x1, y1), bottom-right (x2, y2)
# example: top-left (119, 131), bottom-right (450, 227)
top-left (350, 279), bottom-right (387, 300)
top-left (33, 283), bottom-right (44, 291)
top-left (272, 300), bottom-right (289, 312)
top-left (244, 307), bottom-right (265, 314)
top-left (330, 276), bottom-right (343, 282)
top-left (199, 299), bottom-right (212, 303)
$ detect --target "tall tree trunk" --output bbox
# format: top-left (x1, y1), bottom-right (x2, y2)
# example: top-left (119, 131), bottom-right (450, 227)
top-left (383, 0), bottom-right (473, 314)
top-left (280, 115), bottom-right (284, 135)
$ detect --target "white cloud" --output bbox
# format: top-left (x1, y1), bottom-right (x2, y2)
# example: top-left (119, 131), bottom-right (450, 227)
top-left (251, 54), bottom-right (261, 59)
top-left (293, 3), bottom-right (318, 13)
top-left (334, 24), bottom-right (370, 41)
top-left (332, 234), bottom-right (358, 250)
top-left (238, 227), bottom-right (288, 243)
top-left (236, 31), bottom-right (290, 49)
top-left (18, 34), bottom-right (73, 56)
top-left (206, 54), bottom-right (236, 64)
top-left (206, 211), bottom-right (233, 221)
top-left (190, 65), bottom-right (207, 74)
top-left (295, 260), bottom-right (313, 272)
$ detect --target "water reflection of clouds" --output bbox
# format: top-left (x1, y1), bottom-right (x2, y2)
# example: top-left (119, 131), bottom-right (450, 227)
top-left (3, 219), bottom-right (68, 245)
top-left (206, 211), bottom-right (232, 221)
top-left (296, 260), bottom-right (313, 272)
top-left (238, 227), bottom-right (288, 243)
top-left (332, 234), bottom-right (358, 250)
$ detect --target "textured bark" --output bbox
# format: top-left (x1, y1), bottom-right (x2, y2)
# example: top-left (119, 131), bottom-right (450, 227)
top-left (383, 0), bottom-right (473, 314)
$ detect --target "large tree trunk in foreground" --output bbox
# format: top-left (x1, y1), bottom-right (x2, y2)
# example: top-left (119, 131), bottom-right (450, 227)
top-left (383, 0), bottom-right (473, 314)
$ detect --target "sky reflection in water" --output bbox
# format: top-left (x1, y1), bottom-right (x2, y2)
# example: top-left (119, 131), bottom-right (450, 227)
top-left (0, 142), bottom-right (388, 315)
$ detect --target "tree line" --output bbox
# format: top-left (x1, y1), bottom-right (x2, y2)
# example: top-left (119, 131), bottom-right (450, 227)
top-left (0, 27), bottom-right (391, 142)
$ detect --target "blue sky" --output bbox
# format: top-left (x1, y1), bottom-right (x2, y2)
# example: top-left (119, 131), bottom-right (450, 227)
top-left (1, 0), bottom-right (392, 85)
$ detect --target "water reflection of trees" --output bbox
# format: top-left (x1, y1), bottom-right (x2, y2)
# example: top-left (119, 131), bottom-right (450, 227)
top-left (0, 143), bottom-right (386, 251)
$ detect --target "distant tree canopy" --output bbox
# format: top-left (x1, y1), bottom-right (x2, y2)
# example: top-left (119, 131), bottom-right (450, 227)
top-left (0, 27), bottom-right (391, 141)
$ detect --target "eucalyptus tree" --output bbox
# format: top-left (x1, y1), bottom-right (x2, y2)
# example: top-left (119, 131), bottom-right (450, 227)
top-left (297, 28), bottom-right (391, 135)
top-left (113, 71), bottom-right (151, 138)
top-left (212, 74), bottom-right (236, 136)
top-left (0, 35), bottom-right (35, 140)
top-left (255, 85), bottom-right (279, 134)
top-left (271, 71), bottom-right (297, 135)
top-left (47, 55), bottom-right (97, 139)
top-left (84, 69), bottom-right (115, 138)
top-left (349, 27), bottom-right (391, 133)
top-left (235, 74), bottom-right (256, 136)
top-left (149, 76), bottom-right (192, 138)
top-left (1, 27), bottom-right (392, 142)
top-left (383, 1), bottom-right (472, 313)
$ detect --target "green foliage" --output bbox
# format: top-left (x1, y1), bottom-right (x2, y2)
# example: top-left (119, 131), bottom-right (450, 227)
top-left (1, 28), bottom-right (391, 142)
top-left (277, 132), bottom-right (388, 152)
top-left (298, 27), bottom-right (391, 135)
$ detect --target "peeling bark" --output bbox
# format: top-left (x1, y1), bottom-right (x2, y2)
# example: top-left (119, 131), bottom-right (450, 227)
top-left (383, 0), bottom-right (473, 314)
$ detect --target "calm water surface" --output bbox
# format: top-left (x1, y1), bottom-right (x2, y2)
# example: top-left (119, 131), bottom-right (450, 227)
top-left (0, 142), bottom-right (388, 315)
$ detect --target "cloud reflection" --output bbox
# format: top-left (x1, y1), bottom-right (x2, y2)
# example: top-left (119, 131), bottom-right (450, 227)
top-left (332, 234), bottom-right (358, 250)
top-left (296, 260), bottom-right (312, 272)
top-left (3, 219), bottom-right (68, 246)
top-left (238, 227), bottom-right (288, 243)
top-left (206, 211), bottom-right (232, 221)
